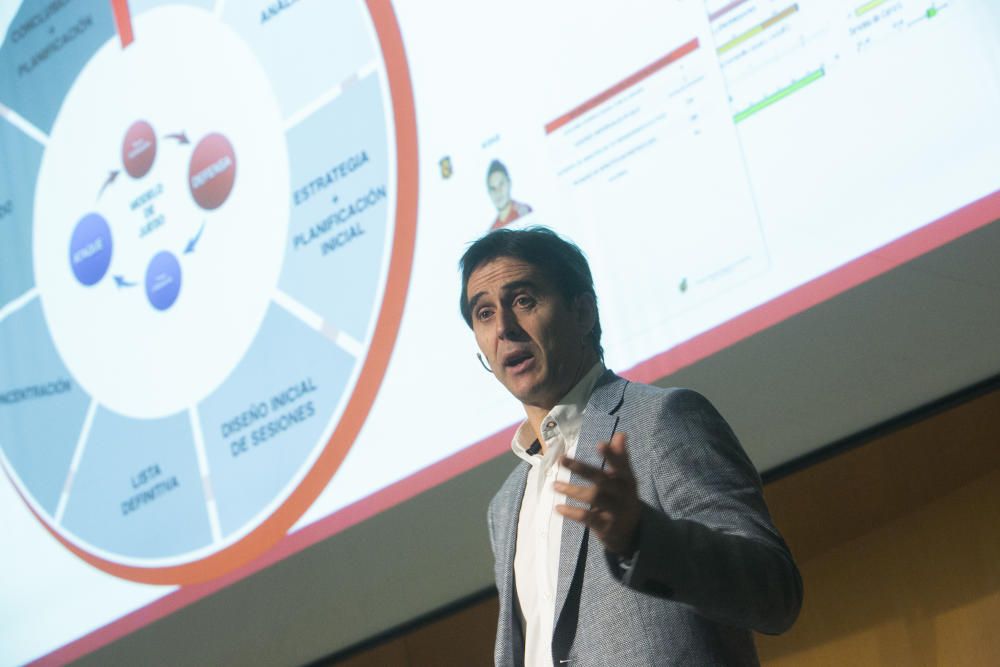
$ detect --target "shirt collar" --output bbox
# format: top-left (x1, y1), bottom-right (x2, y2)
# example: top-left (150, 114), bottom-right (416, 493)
top-left (511, 363), bottom-right (605, 468)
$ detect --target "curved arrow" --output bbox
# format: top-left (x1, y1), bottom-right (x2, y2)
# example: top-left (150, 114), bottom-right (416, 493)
top-left (98, 170), bottom-right (120, 199)
top-left (114, 275), bottom-right (137, 288)
top-left (184, 221), bottom-right (206, 254)
top-left (165, 132), bottom-right (189, 145)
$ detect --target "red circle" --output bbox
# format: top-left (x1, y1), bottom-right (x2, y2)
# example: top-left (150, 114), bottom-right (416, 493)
top-left (122, 120), bottom-right (156, 178)
top-left (188, 133), bottom-right (236, 210)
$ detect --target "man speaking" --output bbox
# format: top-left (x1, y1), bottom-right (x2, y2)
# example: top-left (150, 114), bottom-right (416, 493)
top-left (459, 227), bottom-right (802, 666)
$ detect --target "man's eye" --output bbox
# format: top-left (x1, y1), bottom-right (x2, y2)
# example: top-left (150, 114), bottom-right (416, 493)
top-left (476, 308), bottom-right (494, 321)
top-left (514, 295), bottom-right (535, 308)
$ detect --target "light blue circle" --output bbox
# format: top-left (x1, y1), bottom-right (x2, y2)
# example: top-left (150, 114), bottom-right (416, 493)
top-left (145, 251), bottom-right (182, 311)
top-left (69, 213), bottom-right (113, 286)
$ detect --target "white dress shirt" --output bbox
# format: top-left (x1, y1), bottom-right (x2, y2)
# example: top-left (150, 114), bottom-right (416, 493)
top-left (511, 363), bottom-right (604, 667)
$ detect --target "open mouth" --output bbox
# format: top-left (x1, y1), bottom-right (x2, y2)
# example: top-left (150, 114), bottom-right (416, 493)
top-left (503, 351), bottom-right (534, 372)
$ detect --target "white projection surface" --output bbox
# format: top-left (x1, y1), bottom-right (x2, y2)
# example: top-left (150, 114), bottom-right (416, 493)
top-left (2, 0), bottom-right (1000, 663)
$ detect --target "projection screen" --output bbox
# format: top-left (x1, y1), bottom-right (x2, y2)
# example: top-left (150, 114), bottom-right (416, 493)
top-left (2, 0), bottom-right (999, 663)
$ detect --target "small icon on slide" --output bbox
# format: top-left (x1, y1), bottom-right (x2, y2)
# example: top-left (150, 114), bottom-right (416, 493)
top-left (145, 250), bottom-right (182, 311)
top-left (122, 120), bottom-right (157, 179)
top-left (439, 156), bottom-right (453, 179)
top-left (189, 133), bottom-right (236, 210)
top-left (69, 213), bottom-right (113, 286)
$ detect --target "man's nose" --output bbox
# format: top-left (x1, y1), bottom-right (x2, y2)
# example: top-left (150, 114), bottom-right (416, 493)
top-left (496, 306), bottom-right (522, 340)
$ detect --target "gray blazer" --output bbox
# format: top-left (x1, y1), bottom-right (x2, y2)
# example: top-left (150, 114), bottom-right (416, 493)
top-left (487, 371), bottom-right (802, 666)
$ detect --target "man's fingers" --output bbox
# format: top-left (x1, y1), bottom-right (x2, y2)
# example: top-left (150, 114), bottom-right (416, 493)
top-left (557, 505), bottom-right (618, 543)
top-left (562, 445), bottom-right (633, 483)
top-left (600, 432), bottom-right (633, 477)
top-left (557, 433), bottom-right (641, 555)
top-left (559, 455), bottom-right (604, 482)
top-left (555, 479), bottom-right (631, 513)
top-left (555, 504), bottom-right (589, 525)
top-left (555, 504), bottom-right (610, 529)
top-left (554, 480), bottom-right (597, 505)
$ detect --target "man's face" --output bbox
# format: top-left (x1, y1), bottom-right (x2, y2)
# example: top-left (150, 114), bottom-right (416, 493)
top-left (466, 257), bottom-right (594, 410)
top-left (487, 170), bottom-right (512, 212)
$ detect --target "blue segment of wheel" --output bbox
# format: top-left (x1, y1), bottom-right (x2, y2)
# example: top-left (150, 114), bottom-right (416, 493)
top-left (0, 0), bottom-right (115, 135)
top-left (220, 0), bottom-right (376, 119)
top-left (129, 0), bottom-right (214, 14)
top-left (198, 304), bottom-right (354, 537)
top-left (0, 115), bottom-right (42, 305)
top-left (0, 299), bottom-right (90, 514)
top-left (280, 75), bottom-right (390, 341)
top-left (61, 407), bottom-right (213, 558)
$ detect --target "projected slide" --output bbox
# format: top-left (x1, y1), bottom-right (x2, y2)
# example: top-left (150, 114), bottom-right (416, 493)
top-left (4, 0), bottom-right (1000, 663)
top-left (0, 0), bottom-right (416, 582)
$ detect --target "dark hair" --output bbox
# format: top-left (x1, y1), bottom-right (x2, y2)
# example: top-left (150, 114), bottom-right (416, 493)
top-left (458, 226), bottom-right (603, 360)
top-left (486, 159), bottom-right (509, 183)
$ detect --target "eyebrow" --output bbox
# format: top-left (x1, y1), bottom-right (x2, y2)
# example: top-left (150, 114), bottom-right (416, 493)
top-left (467, 280), bottom-right (539, 314)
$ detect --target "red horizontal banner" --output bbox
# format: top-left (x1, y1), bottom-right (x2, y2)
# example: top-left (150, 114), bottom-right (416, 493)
top-left (545, 37), bottom-right (700, 134)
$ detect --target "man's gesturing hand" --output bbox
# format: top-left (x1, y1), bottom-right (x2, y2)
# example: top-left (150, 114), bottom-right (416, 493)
top-left (555, 432), bottom-right (642, 556)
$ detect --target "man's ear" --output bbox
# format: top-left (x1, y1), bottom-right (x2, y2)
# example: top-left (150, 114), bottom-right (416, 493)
top-left (573, 293), bottom-right (597, 337)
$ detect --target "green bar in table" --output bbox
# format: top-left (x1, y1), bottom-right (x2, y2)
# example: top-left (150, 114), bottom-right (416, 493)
top-left (855, 0), bottom-right (889, 17)
top-left (733, 68), bottom-right (825, 123)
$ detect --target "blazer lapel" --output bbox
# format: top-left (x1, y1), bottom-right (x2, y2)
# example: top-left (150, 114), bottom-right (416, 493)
top-left (500, 463), bottom-right (530, 587)
top-left (553, 372), bottom-right (627, 630)
top-left (497, 462), bottom-right (530, 665)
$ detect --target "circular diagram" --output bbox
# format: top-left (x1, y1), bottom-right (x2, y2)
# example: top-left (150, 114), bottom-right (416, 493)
top-left (0, 0), bottom-right (416, 584)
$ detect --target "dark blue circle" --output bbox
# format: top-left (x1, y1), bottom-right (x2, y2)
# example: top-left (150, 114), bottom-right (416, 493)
top-left (69, 213), bottom-right (113, 286)
top-left (145, 251), bottom-right (182, 311)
